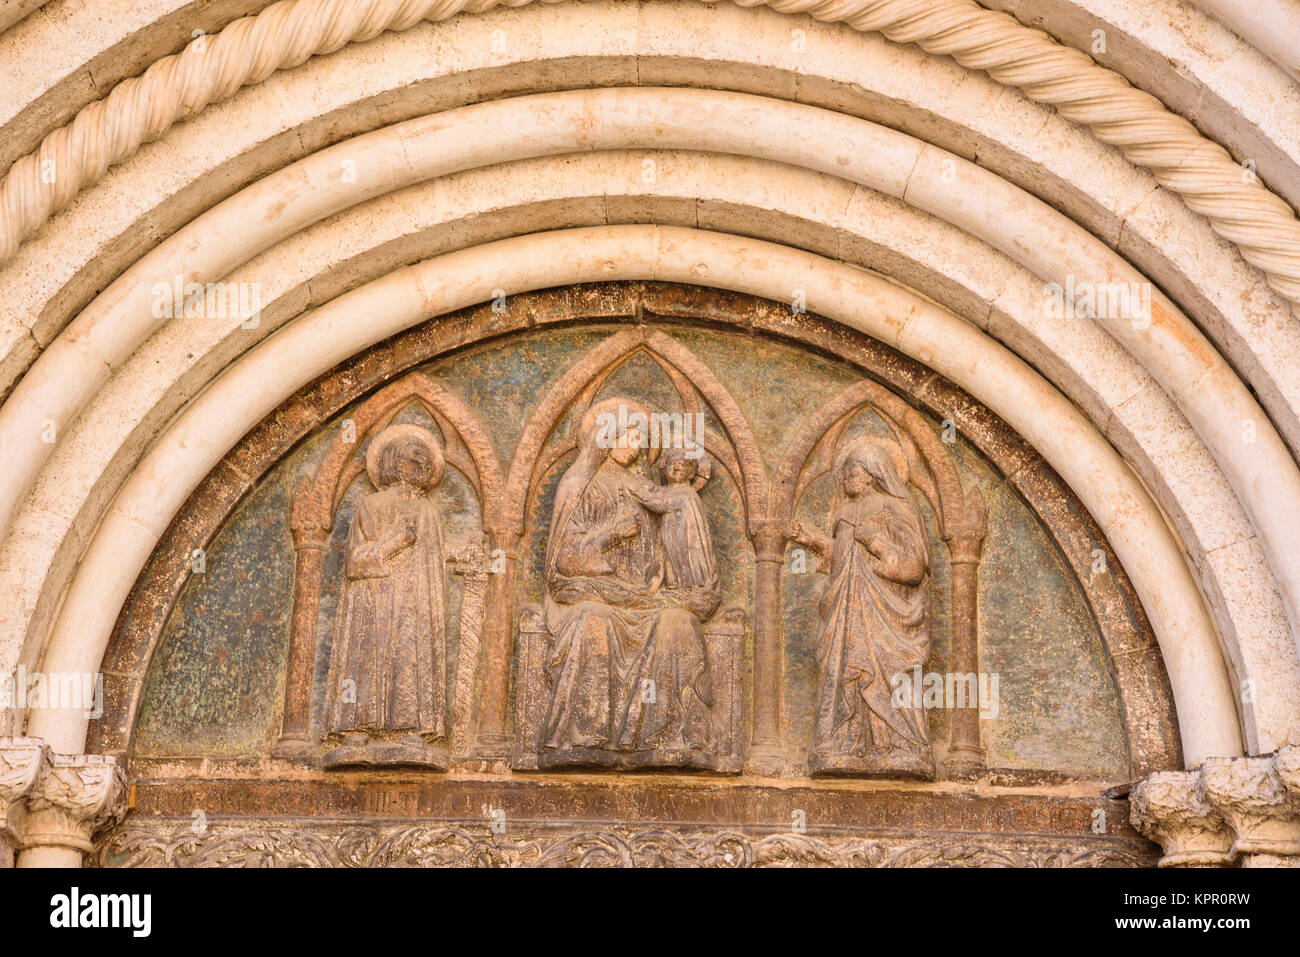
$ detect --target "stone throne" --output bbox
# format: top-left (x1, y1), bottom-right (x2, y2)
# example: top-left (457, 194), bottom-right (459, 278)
top-left (511, 601), bottom-right (746, 773)
top-left (501, 329), bottom-right (764, 774)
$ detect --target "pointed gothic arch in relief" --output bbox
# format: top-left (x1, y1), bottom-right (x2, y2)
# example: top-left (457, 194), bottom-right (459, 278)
top-left (276, 372), bottom-right (502, 760)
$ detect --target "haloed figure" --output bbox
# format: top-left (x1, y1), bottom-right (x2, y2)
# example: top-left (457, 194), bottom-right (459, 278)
top-left (323, 424), bottom-right (449, 768)
top-left (539, 398), bottom-right (716, 768)
top-left (633, 447), bottom-right (721, 618)
top-left (791, 435), bottom-right (934, 780)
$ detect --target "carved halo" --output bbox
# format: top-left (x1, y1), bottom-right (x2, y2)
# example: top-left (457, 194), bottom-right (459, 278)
top-left (573, 396), bottom-right (661, 467)
top-left (364, 423), bottom-right (445, 490)
top-left (835, 432), bottom-right (910, 487)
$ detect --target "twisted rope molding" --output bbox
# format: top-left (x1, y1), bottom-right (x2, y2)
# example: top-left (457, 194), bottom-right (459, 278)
top-left (2, 0), bottom-right (1300, 319)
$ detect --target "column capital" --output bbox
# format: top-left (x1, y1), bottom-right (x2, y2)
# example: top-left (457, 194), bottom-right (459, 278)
top-left (749, 521), bottom-right (787, 559)
top-left (1201, 755), bottom-right (1300, 861)
top-left (0, 736), bottom-right (48, 810)
top-left (1277, 745), bottom-right (1300, 800)
top-left (945, 532), bottom-right (985, 566)
top-left (17, 752), bottom-right (127, 855)
top-left (1130, 770), bottom-right (1233, 867)
top-left (1132, 752), bottom-right (1300, 866)
top-left (0, 737), bottom-right (50, 866)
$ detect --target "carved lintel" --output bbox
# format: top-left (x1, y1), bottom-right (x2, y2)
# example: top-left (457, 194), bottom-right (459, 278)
top-left (1130, 771), bottom-right (1233, 867)
top-left (0, 737), bottom-right (50, 867)
top-left (92, 818), bottom-right (1158, 868)
top-left (1200, 755), bottom-right (1300, 861)
top-left (16, 752), bottom-right (127, 856)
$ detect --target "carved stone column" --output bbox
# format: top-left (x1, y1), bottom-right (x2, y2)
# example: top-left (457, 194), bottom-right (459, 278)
top-left (0, 737), bottom-right (48, 868)
top-left (14, 752), bottom-right (127, 868)
top-left (275, 499), bottom-right (332, 758)
top-left (1130, 771), bottom-right (1233, 867)
top-left (449, 538), bottom-right (491, 755)
top-left (1201, 755), bottom-right (1300, 867)
top-left (1131, 751), bottom-right (1300, 867)
top-left (747, 522), bottom-right (786, 775)
top-left (473, 527), bottom-right (517, 760)
top-left (944, 533), bottom-right (985, 778)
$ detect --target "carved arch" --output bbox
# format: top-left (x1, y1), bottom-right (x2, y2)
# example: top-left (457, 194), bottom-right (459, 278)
top-left (497, 328), bottom-right (772, 540)
top-left (776, 379), bottom-right (985, 543)
top-left (777, 378), bottom-right (988, 774)
top-left (276, 372), bottom-right (502, 754)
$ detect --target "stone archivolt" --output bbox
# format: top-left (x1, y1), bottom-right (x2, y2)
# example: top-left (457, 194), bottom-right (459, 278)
top-left (3, 0), bottom-right (1300, 321)
top-left (2, 0), bottom-right (1300, 868)
top-left (7, 13), bottom-right (1300, 780)
top-left (3, 85), bottom-right (1297, 763)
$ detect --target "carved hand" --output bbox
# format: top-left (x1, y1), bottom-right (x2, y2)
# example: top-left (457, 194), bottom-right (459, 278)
top-left (608, 513), bottom-right (641, 544)
top-left (789, 519), bottom-right (830, 558)
top-left (347, 541), bottom-right (391, 579)
top-left (861, 531), bottom-right (891, 559)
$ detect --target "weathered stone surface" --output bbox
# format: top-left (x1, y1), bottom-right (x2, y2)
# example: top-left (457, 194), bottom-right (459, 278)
top-left (67, 284), bottom-right (1183, 866)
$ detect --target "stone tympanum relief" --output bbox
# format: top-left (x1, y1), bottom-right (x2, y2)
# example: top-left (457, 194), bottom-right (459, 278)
top-left (107, 289), bottom-right (1185, 868)
top-left (536, 398), bottom-right (723, 771)
top-left (129, 303), bottom-right (1163, 795)
top-left (791, 435), bottom-right (935, 780)
top-left (261, 372), bottom-right (503, 769)
top-left (321, 424), bottom-right (450, 770)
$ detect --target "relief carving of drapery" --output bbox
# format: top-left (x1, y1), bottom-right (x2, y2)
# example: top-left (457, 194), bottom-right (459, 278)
top-left (274, 325), bottom-right (986, 779)
top-left (84, 287), bottom-right (1184, 868)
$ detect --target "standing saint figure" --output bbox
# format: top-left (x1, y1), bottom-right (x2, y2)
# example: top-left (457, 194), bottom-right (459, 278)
top-left (791, 434), bottom-right (934, 780)
top-left (539, 397), bottom-right (718, 769)
top-left (322, 423), bottom-right (449, 769)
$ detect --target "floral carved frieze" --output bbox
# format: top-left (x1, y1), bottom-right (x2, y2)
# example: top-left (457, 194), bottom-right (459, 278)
top-left (91, 819), bottom-right (1156, 869)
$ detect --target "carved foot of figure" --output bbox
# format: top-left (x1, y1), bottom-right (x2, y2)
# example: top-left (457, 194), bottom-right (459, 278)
top-left (535, 747), bottom-right (740, 774)
top-left (270, 733), bottom-right (315, 761)
top-left (322, 734), bottom-right (450, 771)
top-left (807, 748), bottom-right (935, 781)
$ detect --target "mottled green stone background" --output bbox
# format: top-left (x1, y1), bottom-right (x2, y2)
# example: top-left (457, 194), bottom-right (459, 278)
top-left (135, 324), bottom-right (1126, 777)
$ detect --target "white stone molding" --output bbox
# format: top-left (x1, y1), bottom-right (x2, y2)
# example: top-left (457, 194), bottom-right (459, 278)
top-left (1132, 748), bottom-right (1300, 867)
top-left (0, 2), bottom-right (1297, 811)
top-left (0, 736), bottom-right (48, 867)
top-left (2, 0), bottom-right (1299, 330)
top-left (2, 89), bottom-right (1294, 753)
top-left (980, 0), bottom-right (1300, 210)
top-left (0, 0), bottom-right (46, 35)
top-left (5, 3), bottom-right (1298, 466)
top-left (6, 151), bottom-right (1292, 750)
top-left (1185, 0), bottom-right (1300, 84)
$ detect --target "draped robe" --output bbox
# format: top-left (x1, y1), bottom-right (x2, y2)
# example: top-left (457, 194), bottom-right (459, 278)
top-left (813, 494), bottom-right (930, 759)
top-left (324, 485), bottom-right (446, 738)
top-left (541, 456), bottom-right (714, 753)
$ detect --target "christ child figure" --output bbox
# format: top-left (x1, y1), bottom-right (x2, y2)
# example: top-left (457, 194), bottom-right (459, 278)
top-left (629, 447), bottom-right (721, 622)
